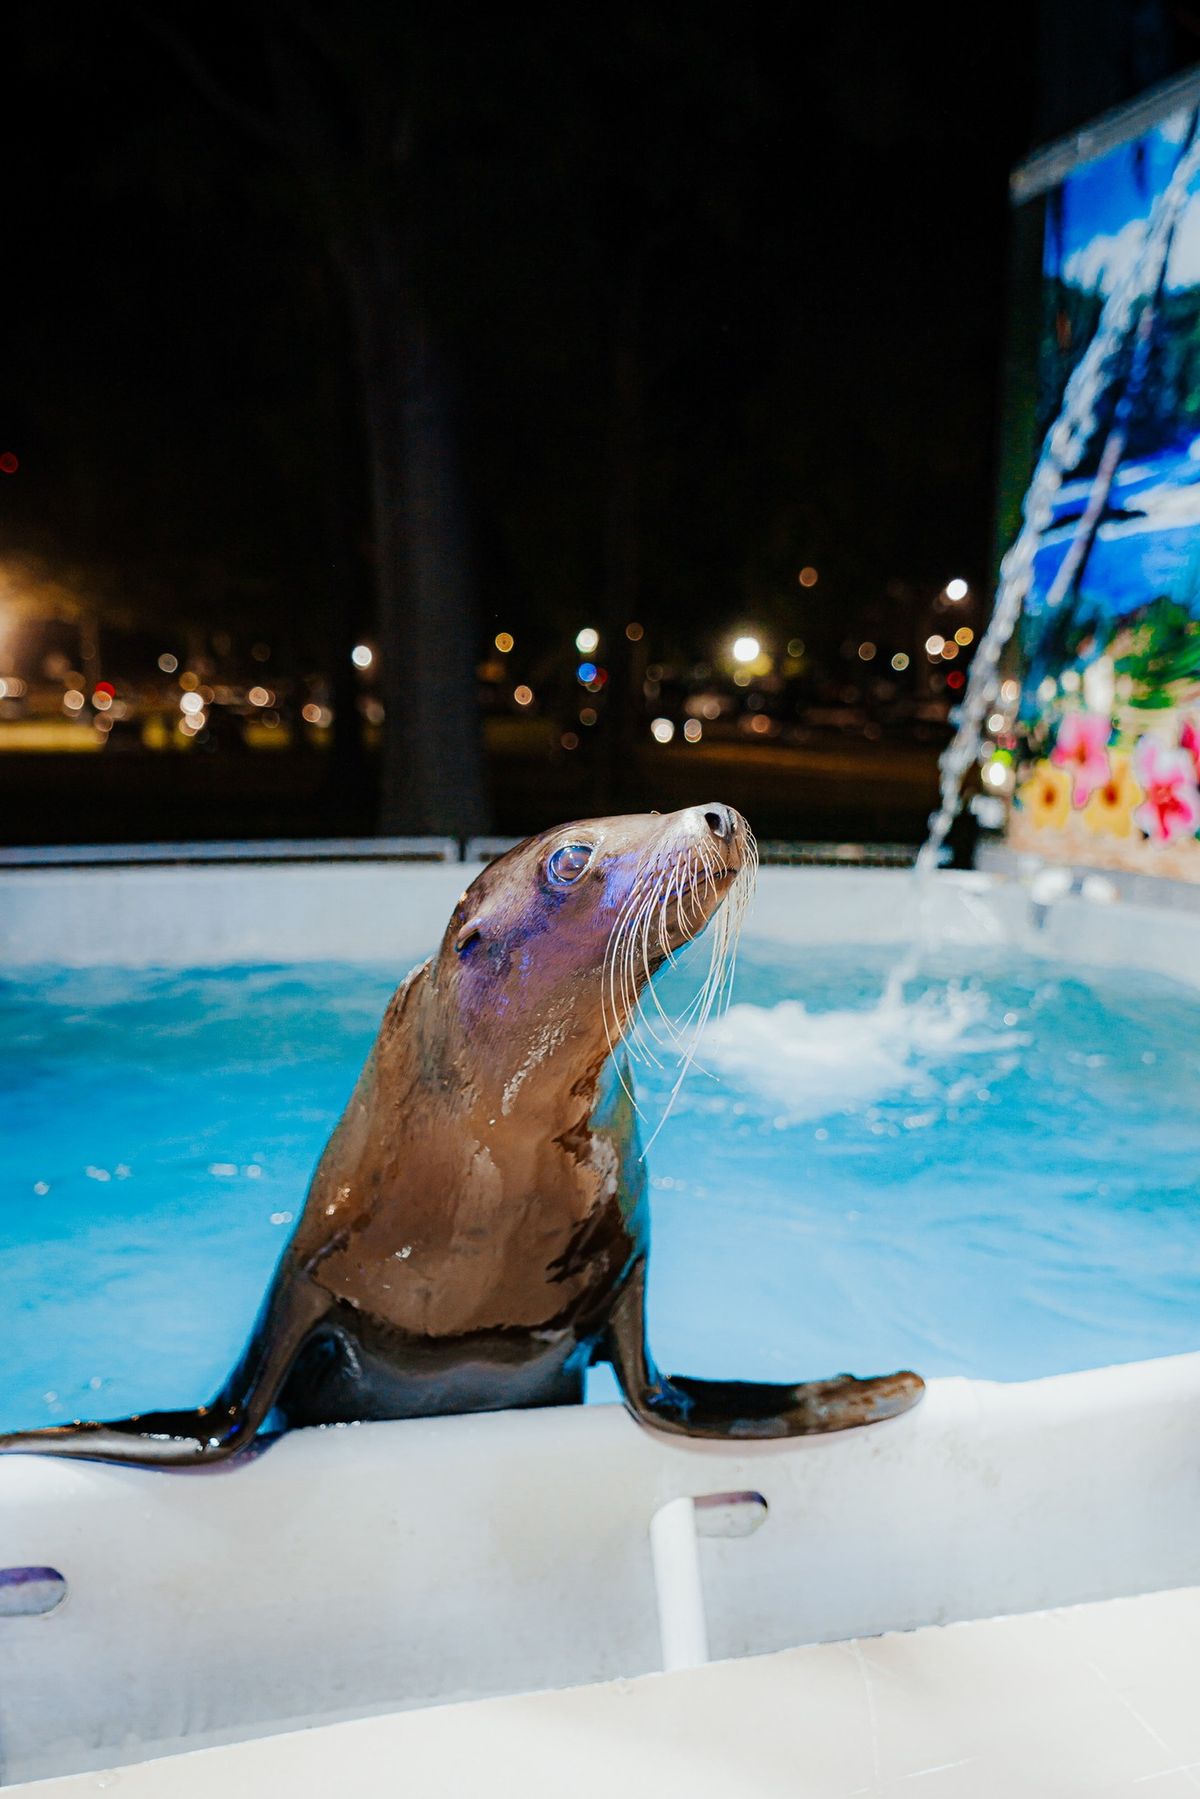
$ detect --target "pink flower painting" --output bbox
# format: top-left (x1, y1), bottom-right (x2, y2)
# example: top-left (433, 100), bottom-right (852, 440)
top-left (1181, 716), bottom-right (1200, 784)
top-left (1050, 711), bottom-right (1111, 808)
top-left (1132, 736), bottom-right (1200, 843)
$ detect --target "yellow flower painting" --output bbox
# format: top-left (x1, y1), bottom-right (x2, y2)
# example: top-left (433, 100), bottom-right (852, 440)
top-left (1017, 761), bottom-right (1071, 831)
top-left (1081, 752), bottom-right (1140, 837)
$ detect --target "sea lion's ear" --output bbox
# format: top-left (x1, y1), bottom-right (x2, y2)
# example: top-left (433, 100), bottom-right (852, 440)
top-left (454, 920), bottom-right (483, 955)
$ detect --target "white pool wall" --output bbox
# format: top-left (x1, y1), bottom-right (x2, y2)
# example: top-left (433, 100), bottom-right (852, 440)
top-left (2, 859), bottom-right (1198, 994)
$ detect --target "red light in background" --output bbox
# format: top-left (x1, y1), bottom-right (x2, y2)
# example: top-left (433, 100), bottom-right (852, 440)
top-left (93, 681), bottom-right (116, 698)
top-left (0, 452), bottom-right (19, 474)
top-left (946, 670), bottom-right (965, 690)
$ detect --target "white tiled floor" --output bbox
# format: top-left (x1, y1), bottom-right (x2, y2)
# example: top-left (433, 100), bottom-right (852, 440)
top-left (19, 1587), bottom-right (1200, 1797)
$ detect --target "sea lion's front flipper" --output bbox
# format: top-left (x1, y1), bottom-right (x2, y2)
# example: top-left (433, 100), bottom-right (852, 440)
top-left (604, 1261), bottom-right (923, 1440)
top-left (0, 1277), bottom-right (331, 1468)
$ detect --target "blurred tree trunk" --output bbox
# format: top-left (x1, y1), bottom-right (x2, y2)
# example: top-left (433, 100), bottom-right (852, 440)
top-left (313, 283), bottom-right (369, 807)
top-left (594, 268), bottom-right (644, 813)
top-left (142, 10), bottom-right (488, 840)
top-left (341, 231), bottom-right (486, 837)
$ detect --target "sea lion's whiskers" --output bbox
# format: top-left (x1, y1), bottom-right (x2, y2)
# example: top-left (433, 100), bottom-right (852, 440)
top-left (638, 845), bottom-right (754, 1150)
top-left (602, 826), bottom-right (757, 1144)
top-left (627, 886), bottom-right (671, 1064)
top-left (634, 869), bottom-right (683, 1054)
top-left (620, 895), bottom-right (668, 1068)
top-left (617, 869), bottom-right (679, 1067)
top-left (602, 876), bottom-right (663, 1091)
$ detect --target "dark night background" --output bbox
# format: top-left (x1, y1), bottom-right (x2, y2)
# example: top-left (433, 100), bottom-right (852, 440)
top-left (4, 1), bottom-right (1198, 849)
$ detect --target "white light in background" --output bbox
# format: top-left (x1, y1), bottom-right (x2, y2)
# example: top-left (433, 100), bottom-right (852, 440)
top-left (1083, 655), bottom-right (1115, 715)
top-left (575, 627), bottom-right (599, 655)
top-left (731, 635), bottom-right (760, 664)
top-left (351, 644), bottom-right (373, 669)
top-left (650, 717), bottom-right (675, 743)
top-left (946, 578), bottom-right (969, 601)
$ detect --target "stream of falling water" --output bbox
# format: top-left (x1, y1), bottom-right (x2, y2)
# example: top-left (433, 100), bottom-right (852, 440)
top-left (880, 119), bottom-right (1200, 1009)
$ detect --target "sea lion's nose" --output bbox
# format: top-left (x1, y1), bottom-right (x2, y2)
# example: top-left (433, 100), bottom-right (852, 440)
top-left (700, 803), bottom-right (736, 842)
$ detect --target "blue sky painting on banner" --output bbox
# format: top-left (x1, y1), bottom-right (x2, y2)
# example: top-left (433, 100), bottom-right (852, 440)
top-left (1043, 110), bottom-right (1197, 292)
top-left (1023, 106), bottom-right (1200, 694)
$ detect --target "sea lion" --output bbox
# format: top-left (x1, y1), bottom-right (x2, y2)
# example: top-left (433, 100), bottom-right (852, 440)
top-left (0, 803), bottom-right (923, 1465)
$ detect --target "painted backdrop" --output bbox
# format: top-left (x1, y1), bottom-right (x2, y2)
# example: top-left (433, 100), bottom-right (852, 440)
top-left (1008, 106), bottom-right (1200, 881)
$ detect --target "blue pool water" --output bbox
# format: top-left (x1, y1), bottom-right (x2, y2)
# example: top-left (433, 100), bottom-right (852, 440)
top-left (2, 944), bottom-right (1199, 1433)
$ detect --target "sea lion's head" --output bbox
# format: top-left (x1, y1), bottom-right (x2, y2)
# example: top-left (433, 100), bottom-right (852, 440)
top-left (431, 804), bottom-right (756, 1102)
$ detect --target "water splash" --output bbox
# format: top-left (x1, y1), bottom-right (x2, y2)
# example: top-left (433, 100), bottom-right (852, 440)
top-left (703, 978), bottom-right (1026, 1122)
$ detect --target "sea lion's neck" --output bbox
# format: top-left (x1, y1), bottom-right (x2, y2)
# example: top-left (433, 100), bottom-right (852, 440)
top-left (402, 960), bottom-right (612, 1134)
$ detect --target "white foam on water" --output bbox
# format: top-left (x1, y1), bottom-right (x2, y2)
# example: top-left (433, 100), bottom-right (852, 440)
top-left (700, 983), bottom-right (1029, 1121)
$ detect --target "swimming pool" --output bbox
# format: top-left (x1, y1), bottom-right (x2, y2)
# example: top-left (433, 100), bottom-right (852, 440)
top-left (3, 856), bottom-right (1200, 1784)
top-left (3, 913), bottom-right (1198, 1435)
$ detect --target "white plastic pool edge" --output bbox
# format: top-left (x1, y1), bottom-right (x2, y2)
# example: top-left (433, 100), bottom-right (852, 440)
top-left (1, 1350), bottom-right (1199, 1784)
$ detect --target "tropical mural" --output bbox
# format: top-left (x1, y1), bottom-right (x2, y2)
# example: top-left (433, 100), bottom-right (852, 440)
top-left (1009, 106), bottom-right (1200, 881)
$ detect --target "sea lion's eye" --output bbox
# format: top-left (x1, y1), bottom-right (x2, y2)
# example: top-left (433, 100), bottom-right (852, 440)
top-left (547, 843), bottom-right (593, 885)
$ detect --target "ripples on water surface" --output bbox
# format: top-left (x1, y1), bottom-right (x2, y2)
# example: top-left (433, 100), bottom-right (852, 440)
top-left (1, 944), bottom-right (1198, 1432)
